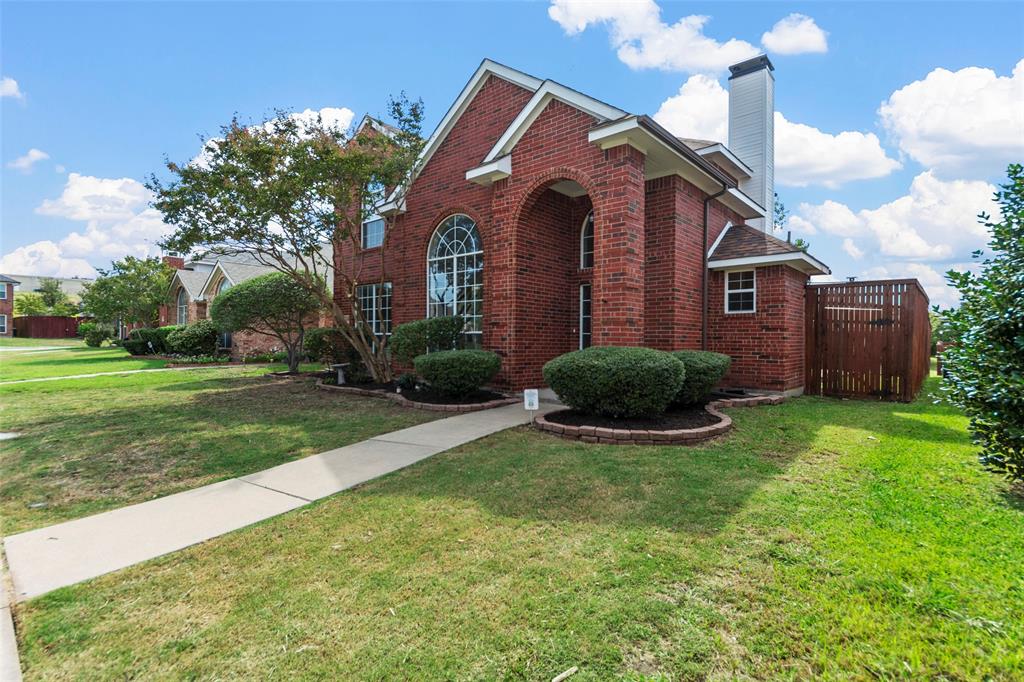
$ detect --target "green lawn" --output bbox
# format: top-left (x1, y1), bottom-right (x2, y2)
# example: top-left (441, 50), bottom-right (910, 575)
top-left (0, 368), bottom-right (440, 533)
top-left (13, 377), bottom-right (1023, 680)
top-left (0, 344), bottom-right (168, 381)
top-left (0, 337), bottom-right (85, 348)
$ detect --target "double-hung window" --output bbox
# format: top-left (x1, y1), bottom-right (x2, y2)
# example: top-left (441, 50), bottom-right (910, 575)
top-left (0, 284), bottom-right (6, 300)
top-left (356, 282), bottom-right (392, 336)
top-left (725, 270), bottom-right (756, 313)
top-left (361, 217), bottom-right (385, 249)
top-left (0, 314), bottom-right (6, 334)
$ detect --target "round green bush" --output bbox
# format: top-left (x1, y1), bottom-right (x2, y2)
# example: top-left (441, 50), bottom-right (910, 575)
top-left (671, 350), bottom-right (732, 406)
top-left (165, 320), bottom-right (218, 356)
top-left (390, 316), bottom-right (465, 365)
top-left (413, 349), bottom-right (501, 398)
top-left (543, 346), bottom-right (685, 418)
top-left (83, 326), bottom-right (112, 348)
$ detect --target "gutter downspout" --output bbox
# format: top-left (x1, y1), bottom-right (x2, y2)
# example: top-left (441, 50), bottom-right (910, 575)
top-left (702, 187), bottom-right (728, 350)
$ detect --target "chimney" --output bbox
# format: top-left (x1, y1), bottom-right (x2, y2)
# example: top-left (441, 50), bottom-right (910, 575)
top-left (728, 55), bottom-right (774, 230)
top-left (162, 254), bottom-right (185, 270)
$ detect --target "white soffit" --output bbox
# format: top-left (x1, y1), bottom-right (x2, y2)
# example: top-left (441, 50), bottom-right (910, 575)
top-left (697, 143), bottom-right (753, 179)
top-left (465, 155), bottom-right (512, 185)
top-left (708, 251), bottom-right (831, 276)
top-left (720, 187), bottom-right (766, 220)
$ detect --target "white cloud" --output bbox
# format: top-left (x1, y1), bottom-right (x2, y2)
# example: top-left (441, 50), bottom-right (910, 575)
top-left (0, 173), bottom-right (174, 277)
top-left (653, 75), bottom-right (901, 187)
top-left (7, 148), bottom-right (50, 173)
top-left (55, 164), bottom-right (66, 174)
top-left (861, 262), bottom-right (965, 309)
top-left (0, 241), bottom-right (97, 279)
top-left (878, 59), bottom-right (1024, 177)
top-left (842, 238), bottom-right (864, 260)
top-left (795, 171), bottom-right (999, 261)
top-left (775, 113), bottom-right (901, 188)
top-left (787, 215), bottom-right (817, 236)
top-left (653, 74), bottom-right (728, 140)
top-left (1, 76), bottom-right (23, 99)
top-left (549, 0), bottom-right (760, 74)
top-left (761, 14), bottom-right (828, 55)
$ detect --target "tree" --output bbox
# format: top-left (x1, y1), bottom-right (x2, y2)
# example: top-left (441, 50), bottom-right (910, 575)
top-left (150, 98), bottom-right (424, 382)
top-left (13, 292), bottom-right (48, 316)
top-left (939, 164), bottom-right (1024, 482)
top-left (209, 272), bottom-right (323, 373)
top-left (772, 192), bottom-right (789, 232)
top-left (37, 277), bottom-right (70, 309)
top-left (82, 256), bottom-right (173, 326)
top-left (793, 237), bottom-right (810, 252)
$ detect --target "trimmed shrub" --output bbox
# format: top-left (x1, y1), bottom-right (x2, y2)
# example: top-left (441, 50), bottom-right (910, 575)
top-left (83, 325), bottom-right (113, 348)
top-left (390, 316), bottom-right (465, 365)
top-left (543, 346), bottom-right (685, 418)
top-left (166, 320), bottom-right (218, 356)
top-left (122, 338), bottom-right (149, 355)
top-left (413, 349), bottom-right (501, 398)
top-left (77, 321), bottom-right (98, 339)
top-left (127, 326), bottom-right (179, 354)
top-left (304, 327), bottom-right (356, 365)
top-left (671, 350), bottom-right (732, 406)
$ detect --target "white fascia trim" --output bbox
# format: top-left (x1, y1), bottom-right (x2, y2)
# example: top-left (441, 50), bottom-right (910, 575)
top-left (708, 251), bottom-right (832, 275)
top-left (697, 143), bottom-right (753, 178)
top-left (384, 59), bottom-right (543, 206)
top-left (198, 262), bottom-right (233, 299)
top-left (378, 197), bottom-right (406, 217)
top-left (707, 222), bottom-right (733, 258)
top-left (483, 81), bottom-right (627, 163)
top-left (586, 115), bottom-right (642, 148)
top-left (721, 187), bottom-right (766, 219)
top-left (466, 155), bottom-right (512, 185)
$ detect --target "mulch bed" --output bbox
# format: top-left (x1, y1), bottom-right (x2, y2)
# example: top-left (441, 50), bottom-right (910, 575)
top-left (316, 379), bottom-right (517, 413)
top-left (545, 405), bottom-right (721, 431)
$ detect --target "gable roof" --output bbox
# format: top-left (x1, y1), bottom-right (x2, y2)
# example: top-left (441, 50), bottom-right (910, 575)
top-left (199, 260), bottom-right (277, 297)
top-left (708, 223), bottom-right (830, 275)
top-left (0, 274), bottom-right (20, 284)
top-left (169, 269), bottom-right (208, 301)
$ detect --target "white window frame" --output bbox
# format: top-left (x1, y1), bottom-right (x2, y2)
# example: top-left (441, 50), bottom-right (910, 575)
top-left (361, 216), bottom-right (386, 250)
top-left (0, 314), bottom-right (6, 334)
top-left (355, 282), bottom-right (392, 337)
top-left (725, 269), bottom-right (756, 314)
top-left (176, 288), bottom-right (189, 325)
top-left (426, 214), bottom-right (484, 346)
top-left (578, 282), bottom-right (592, 349)
top-left (580, 210), bottom-right (594, 269)
top-left (0, 284), bottom-right (6, 300)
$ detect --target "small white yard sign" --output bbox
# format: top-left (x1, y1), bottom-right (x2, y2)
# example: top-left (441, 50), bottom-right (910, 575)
top-left (523, 388), bottom-right (539, 412)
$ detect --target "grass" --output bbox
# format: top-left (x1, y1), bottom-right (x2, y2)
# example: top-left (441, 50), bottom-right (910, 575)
top-left (0, 368), bottom-right (440, 533)
top-left (0, 344), bottom-right (169, 381)
top-left (0, 337), bottom-right (85, 348)
top-left (12, 376), bottom-right (1023, 680)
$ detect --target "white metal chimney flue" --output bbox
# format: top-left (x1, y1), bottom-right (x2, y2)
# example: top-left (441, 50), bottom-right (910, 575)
top-left (728, 55), bottom-right (774, 231)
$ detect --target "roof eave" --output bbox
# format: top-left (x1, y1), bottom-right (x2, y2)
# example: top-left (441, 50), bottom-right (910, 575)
top-left (708, 251), bottom-right (831, 276)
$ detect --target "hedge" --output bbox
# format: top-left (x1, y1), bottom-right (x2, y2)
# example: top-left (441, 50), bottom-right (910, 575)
top-left (671, 350), bottom-right (731, 406)
top-left (390, 316), bottom-right (465, 365)
top-left (166, 320), bottom-right (219, 356)
top-left (413, 349), bottom-right (501, 398)
top-left (543, 346), bottom-right (685, 418)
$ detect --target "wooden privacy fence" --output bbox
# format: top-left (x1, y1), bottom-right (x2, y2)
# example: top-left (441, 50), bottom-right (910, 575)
top-left (13, 316), bottom-right (81, 338)
top-left (805, 279), bottom-right (931, 402)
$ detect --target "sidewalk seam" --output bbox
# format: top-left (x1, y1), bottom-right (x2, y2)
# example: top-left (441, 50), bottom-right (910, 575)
top-left (236, 478), bottom-right (313, 504)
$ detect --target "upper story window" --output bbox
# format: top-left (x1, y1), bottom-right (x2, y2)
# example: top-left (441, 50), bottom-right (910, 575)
top-left (580, 211), bottom-right (594, 269)
top-left (361, 217), bottom-right (385, 249)
top-left (427, 214), bottom-right (483, 347)
top-left (0, 284), bottom-right (7, 300)
top-left (725, 270), bottom-right (755, 313)
top-left (176, 288), bottom-right (189, 325)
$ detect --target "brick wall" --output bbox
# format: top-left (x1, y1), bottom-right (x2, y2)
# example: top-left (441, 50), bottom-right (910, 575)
top-left (707, 264), bottom-right (808, 392)
top-left (0, 283), bottom-right (13, 335)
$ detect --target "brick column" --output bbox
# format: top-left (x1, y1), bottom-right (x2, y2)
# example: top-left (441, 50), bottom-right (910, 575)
top-left (593, 143), bottom-right (646, 346)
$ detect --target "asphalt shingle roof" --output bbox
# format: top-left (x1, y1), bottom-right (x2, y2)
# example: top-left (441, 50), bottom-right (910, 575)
top-left (709, 224), bottom-right (804, 261)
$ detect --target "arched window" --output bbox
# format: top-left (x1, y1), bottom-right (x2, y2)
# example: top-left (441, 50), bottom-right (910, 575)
top-left (176, 288), bottom-right (188, 325)
top-left (427, 214), bottom-right (483, 346)
top-left (215, 278), bottom-right (232, 349)
top-left (580, 210), bottom-right (594, 269)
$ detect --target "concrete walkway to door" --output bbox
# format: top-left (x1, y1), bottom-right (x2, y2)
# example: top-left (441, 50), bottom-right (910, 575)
top-left (4, 402), bottom-right (554, 602)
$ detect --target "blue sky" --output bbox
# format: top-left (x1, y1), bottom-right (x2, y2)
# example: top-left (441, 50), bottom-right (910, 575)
top-left (2, 1), bottom-right (1022, 307)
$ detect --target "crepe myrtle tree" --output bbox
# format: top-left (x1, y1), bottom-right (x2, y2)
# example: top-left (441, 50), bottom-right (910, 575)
top-left (81, 256), bottom-right (174, 327)
top-left (209, 272), bottom-right (323, 373)
top-left (149, 95), bottom-right (424, 382)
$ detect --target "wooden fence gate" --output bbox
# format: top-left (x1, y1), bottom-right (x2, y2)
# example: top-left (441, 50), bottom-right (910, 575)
top-left (13, 316), bottom-right (81, 338)
top-left (805, 279), bottom-right (931, 402)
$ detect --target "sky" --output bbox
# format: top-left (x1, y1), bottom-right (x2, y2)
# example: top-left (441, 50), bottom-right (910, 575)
top-left (2, 1), bottom-right (1022, 308)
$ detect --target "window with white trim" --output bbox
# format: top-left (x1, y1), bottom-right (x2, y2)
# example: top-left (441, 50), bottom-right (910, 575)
top-left (0, 284), bottom-right (7, 300)
top-left (176, 288), bottom-right (189, 325)
top-left (579, 283), bottom-right (592, 349)
top-left (427, 214), bottom-right (483, 347)
top-left (0, 314), bottom-right (6, 334)
top-left (356, 282), bottom-right (392, 336)
top-left (580, 211), bottom-right (594, 269)
top-left (725, 270), bottom-right (755, 313)
top-left (215, 278), bottom-right (232, 348)
top-left (361, 217), bottom-right (385, 249)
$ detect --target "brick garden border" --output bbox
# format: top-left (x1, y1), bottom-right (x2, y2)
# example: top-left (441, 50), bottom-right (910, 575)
top-left (315, 379), bottom-right (518, 413)
top-left (534, 394), bottom-right (786, 445)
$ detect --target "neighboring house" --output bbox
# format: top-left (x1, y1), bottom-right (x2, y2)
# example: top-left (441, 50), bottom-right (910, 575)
top-left (160, 248), bottom-right (332, 358)
top-left (7, 274), bottom-right (94, 303)
top-left (337, 56), bottom-right (829, 393)
top-left (0, 274), bottom-right (19, 336)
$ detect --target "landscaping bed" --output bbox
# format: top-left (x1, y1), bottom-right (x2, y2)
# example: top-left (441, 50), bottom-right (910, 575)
top-left (316, 377), bottom-right (516, 412)
top-left (536, 403), bottom-right (731, 444)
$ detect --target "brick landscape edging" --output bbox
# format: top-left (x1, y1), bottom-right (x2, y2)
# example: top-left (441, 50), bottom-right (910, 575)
top-left (315, 379), bottom-right (518, 413)
top-left (709, 395), bottom-right (786, 409)
top-left (534, 404), bottom-right (733, 445)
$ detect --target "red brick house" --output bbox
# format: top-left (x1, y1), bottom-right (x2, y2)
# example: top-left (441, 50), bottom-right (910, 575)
top-left (0, 274), bottom-right (18, 336)
top-left (337, 56), bottom-right (829, 394)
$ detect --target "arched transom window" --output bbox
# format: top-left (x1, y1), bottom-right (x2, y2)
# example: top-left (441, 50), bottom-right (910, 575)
top-left (176, 288), bottom-right (188, 325)
top-left (580, 210), bottom-right (595, 269)
top-left (427, 214), bottom-right (483, 346)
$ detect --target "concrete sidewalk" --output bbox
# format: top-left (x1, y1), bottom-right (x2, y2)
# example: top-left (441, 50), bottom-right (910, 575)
top-left (4, 402), bottom-right (551, 602)
top-left (0, 365), bottom-right (237, 386)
